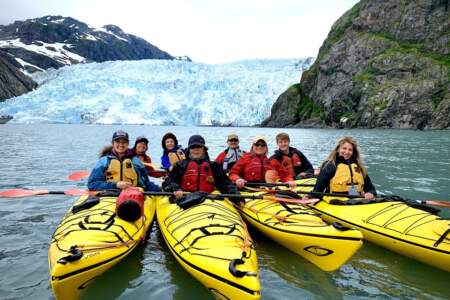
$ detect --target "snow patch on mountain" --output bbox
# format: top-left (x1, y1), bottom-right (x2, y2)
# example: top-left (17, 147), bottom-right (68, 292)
top-left (0, 58), bottom-right (313, 126)
top-left (0, 38), bottom-right (86, 65)
top-left (93, 27), bottom-right (128, 42)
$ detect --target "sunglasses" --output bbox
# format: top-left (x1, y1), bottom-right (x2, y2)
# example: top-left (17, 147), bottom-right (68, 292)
top-left (254, 142), bottom-right (266, 147)
top-left (190, 145), bottom-right (203, 149)
top-left (228, 139), bottom-right (239, 142)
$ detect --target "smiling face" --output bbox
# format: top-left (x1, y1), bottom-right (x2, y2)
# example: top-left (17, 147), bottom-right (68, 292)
top-left (113, 139), bottom-right (129, 156)
top-left (165, 138), bottom-right (175, 150)
top-left (277, 139), bottom-right (290, 152)
top-left (338, 142), bottom-right (354, 160)
top-left (227, 138), bottom-right (239, 149)
top-left (252, 140), bottom-right (267, 156)
top-left (135, 142), bottom-right (147, 155)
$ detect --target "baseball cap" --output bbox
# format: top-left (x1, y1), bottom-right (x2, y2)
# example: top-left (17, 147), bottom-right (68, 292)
top-left (112, 130), bottom-right (129, 142)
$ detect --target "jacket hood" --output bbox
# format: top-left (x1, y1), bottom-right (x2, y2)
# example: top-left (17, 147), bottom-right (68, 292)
top-left (162, 132), bottom-right (179, 150)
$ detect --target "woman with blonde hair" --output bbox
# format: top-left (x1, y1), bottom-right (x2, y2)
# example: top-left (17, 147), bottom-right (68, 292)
top-left (312, 136), bottom-right (376, 199)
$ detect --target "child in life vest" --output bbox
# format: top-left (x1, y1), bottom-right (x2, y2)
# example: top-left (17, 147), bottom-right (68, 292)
top-left (270, 132), bottom-right (314, 179)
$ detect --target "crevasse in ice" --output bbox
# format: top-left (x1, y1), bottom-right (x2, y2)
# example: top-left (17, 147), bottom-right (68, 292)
top-left (0, 58), bottom-right (313, 126)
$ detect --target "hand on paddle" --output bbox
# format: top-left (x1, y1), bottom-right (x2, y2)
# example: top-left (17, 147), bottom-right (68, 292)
top-left (364, 192), bottom-right (375, 199)
top-left (174, 190), bottom-right (184, 199)
top-left (287, 181), bottom-right (297, 189)
top-left (236, 179), bottom-right (247, 189)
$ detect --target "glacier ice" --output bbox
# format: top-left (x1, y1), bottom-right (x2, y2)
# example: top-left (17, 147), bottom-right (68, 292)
top-left (0, 58), bottom-right (313, 126)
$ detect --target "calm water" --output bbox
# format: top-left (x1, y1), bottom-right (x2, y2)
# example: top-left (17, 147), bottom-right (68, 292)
top-left (0, 124), bottom-right (449, 300)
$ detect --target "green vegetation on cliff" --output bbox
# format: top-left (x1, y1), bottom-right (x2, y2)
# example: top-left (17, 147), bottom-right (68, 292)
top-left (297, 86), bottom-right (324, 120)
top-left (264, 0), bottom-right (450, 129)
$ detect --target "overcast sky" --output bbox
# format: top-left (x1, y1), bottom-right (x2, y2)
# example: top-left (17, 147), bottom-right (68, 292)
top-left (0, 0), bottom-right (359, 63)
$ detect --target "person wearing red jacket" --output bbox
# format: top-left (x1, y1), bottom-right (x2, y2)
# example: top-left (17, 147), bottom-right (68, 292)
top-left (271, 132), bottom-right (314, 179)
top-left (162, 135), bottom-right (238, 199)
top-left (215, 133), bottom-right (245, 172)
top-left (229, 136), bottom-right (296, 189)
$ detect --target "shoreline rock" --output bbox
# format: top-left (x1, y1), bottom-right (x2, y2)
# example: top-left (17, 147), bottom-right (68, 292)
top-left (263, 0), bottom-right (450, 130)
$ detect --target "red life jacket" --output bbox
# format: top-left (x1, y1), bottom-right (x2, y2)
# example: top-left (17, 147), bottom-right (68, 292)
top-left (243, 155), bottom-right (274, 182)
top-left (181, 160), bottom-right (215, 193)
top-left (281, 152), bottom-right (302, 178)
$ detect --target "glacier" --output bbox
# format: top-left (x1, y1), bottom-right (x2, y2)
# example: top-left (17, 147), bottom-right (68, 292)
top-left (0, 58), bottom-right (313, 126)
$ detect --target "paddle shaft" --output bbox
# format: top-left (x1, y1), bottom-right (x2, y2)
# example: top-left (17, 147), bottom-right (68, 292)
top-left (141, 191), bottom-right (316, 204)
top-left (143, 191), bottom-right (271, 200)
top-left (297, 191), bottom-right (450, 208)
top-left (245, 182), bottom-right (315, 187)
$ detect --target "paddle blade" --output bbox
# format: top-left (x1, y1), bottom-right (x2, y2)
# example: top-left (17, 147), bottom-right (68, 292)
top-left (68, 170), bottom-right (90, 181)
top-left (64, 189), bottom-right (93, 196)
top-left (425, 200), bottom-right (450, 208)
top-left (0, 189), bottom-right (49, 198)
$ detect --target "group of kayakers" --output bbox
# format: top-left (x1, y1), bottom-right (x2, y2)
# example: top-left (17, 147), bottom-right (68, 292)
top-left (87, 130), bottom-right (377, 200)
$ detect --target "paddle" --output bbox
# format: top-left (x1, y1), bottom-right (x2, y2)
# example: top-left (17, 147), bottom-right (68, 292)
top-left (0, 188), bottom-right (318, 205)
top-left (68, 171), bottom-right (90, 181)
top-left (138, 191), bottom-right (318, 205)
top-left (295, 191), bottom-right (450, 208)
top-left (245, 182), bottom-right (315, 187)
top-left (0, 189), bottom-right (98, 198)
top-left (68, 167), bottom-right (168, 181)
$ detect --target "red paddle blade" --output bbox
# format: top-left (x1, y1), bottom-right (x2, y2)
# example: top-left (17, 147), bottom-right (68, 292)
top-left (0, 189), bottom-right (49, 198)
top-left (64, 189), bottom-right (93, 196)
top-left (68, 171), bottom-right (90, 181)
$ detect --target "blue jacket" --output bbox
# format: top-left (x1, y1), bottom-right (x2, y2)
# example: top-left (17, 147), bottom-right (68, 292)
top-left (161, 145), bottom-right (185, 170)
top-left (88, 152), bottom-right (161, 192)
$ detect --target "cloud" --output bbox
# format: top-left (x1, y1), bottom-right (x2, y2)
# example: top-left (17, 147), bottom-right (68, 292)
top-left (0, 0), bottom-right (359, 63)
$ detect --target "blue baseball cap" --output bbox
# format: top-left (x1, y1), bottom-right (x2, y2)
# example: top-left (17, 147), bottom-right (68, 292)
top-left (112, 130), bottom-right (129, 142)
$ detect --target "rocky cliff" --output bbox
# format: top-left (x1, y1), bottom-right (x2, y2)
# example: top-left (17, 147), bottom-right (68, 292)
top-left (263, 0), bottom-right (450, 129)
top-left (0, 50), bottom-right (36, 101)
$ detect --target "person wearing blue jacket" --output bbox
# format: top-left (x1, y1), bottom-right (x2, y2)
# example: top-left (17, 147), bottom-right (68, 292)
top-left (161, 132), bottom-right (186, 170)
top-left (88, 130), bottom-right (160, 192)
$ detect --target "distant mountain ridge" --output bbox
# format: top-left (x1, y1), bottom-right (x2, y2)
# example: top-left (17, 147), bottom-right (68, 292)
top-left (0, 15), bottom-right (175, 74)
top-left (0, 15), bottom-right (181, 101)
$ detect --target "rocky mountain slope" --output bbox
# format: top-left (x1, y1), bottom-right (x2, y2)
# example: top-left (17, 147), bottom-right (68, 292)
top-left (0, 15), bottom-right (174, 74)
top-left (0, 15), bottom-right (177, 101)
top-left (263, 0), bottom-right (449, 129)
top-left (0, 50), bottom-right (37, 101)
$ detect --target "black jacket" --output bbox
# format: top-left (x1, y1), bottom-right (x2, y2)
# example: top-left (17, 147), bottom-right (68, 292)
top-left (162, 157), bottom-right (238, 195)
top-left (313, 156), bottom-right (376, 195)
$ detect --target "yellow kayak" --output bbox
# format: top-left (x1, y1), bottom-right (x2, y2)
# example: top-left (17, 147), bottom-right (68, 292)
top-left (49, 193), bottom-right (157, 300)
top-left (156, 196), bottom-right (261, 300)
top-left (299, 178), bottom-right (450, 272)
top-left (238, 188), bottom-right (363, 271)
